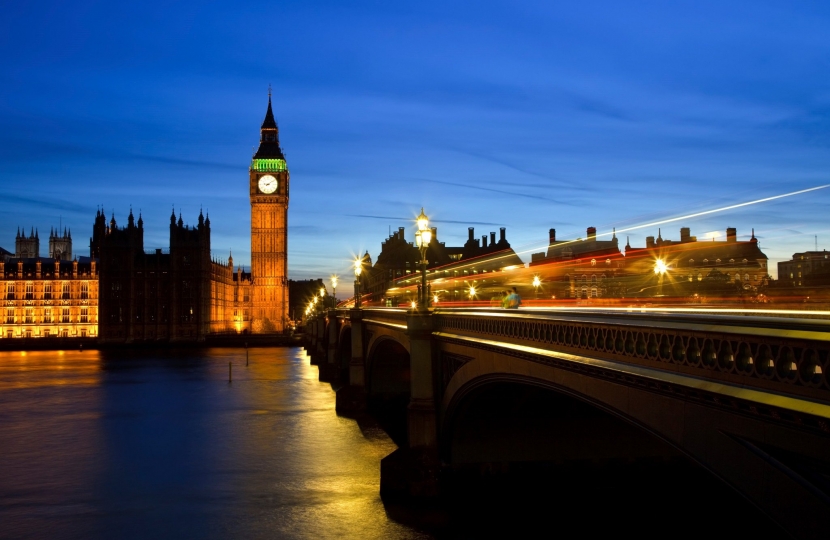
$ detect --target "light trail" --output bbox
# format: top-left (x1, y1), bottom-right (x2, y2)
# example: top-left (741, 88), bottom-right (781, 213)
top-left (400, 183), bottom-right (830, 274)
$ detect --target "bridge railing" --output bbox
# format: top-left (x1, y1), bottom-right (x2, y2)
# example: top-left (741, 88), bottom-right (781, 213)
top-left (428, 307), bottom-right (830, 405)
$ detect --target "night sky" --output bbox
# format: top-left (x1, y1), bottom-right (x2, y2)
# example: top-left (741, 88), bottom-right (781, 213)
top-left (2, 1), bottom-right (829, 281)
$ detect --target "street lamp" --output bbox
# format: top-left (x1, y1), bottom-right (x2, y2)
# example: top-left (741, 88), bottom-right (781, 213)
top-left (414, 207), bottom-right (432, 310)
top-left (354, 257), bottom-right (363, 308)
top-left (654, 258), bottom-right (668, 296)
top-left (330, 275), bottom-right (338, 308)
top-left (468, 285), bottom-right (476, 300)
top-left (532, 275), bottom-right (541, 299)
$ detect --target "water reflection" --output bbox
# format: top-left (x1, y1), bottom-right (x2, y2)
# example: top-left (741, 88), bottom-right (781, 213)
top-left (0, 347), bottom-right (428, 539)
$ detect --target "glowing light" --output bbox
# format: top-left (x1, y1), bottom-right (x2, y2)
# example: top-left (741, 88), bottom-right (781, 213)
top-left (416, 207), bottom-right (429, 231)
top-left (705, 231), bottom-right (721, 240)
top-left (354, 258), bottom-right (362, 277)
top-left (251, 158), bottom-right (287, 172)
top-left (532, 276), bottom-right (541, 288)
top-left (330, 275), bottom-right (338, 289)
top-left (654, 259), bottom-right (668, 275)
top-left (468, 285), bottom-right (476, 298)
top-left (320, 288), bottom-right (325, 298)
top-left (411, 301), bottom-right (417, 309)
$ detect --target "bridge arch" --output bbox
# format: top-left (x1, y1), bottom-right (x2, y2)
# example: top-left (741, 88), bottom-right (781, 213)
top-left (366, 336), bottom-right (411, 446)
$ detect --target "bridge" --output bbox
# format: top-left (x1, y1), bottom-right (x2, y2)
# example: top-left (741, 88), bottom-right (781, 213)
top-left (304, 306), bottom-right (830, 538)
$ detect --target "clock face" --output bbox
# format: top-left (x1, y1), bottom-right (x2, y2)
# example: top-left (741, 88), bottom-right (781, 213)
top-left (258, 175), bottom-right (278, 194)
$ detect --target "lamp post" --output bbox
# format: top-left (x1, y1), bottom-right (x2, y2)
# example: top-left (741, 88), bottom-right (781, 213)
top-left (414, 208), bottom-right (432, 310)
top-left (320, 287), bottom-right (326, 309)
top-left (654, 258), bottom-right (668, 296)
top-left (354, 257), bottom-right (362, 308)
top-left (532, 275), bottom-right (541, 299)
top-left (330, 275), bottom-right (338, 308)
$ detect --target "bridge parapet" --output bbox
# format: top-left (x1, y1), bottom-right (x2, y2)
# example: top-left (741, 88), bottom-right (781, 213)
top-left (433, 308), bottom-right (830, 408)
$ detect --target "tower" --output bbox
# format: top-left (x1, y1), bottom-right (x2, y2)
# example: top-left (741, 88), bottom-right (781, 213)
top-left (249, 93), bottom-right (289, 332)
top-left (15, 227), bottom-right (39, 258)
top-left (49, 227), bottom-right (73, 260)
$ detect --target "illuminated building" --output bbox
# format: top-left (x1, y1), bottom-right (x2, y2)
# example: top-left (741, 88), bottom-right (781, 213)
top-left (97, 209), bottom-right (252, 342)
top-left (624, 227), bottom-right (769, 296)
top-left (1, 229), bottom-right (99, 339)
top-left (368, 225), bottom-right (522, 305)
top-left (778, 250), bottom-right (830, 288)
top-left (531, 227), bottom-right (625, 299)
top-left (249, 93), bottom-right (289, 333)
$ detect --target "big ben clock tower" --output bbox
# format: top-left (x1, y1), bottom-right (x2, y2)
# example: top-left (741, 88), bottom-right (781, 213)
top-left (249, 93), bottom-right (289, 333)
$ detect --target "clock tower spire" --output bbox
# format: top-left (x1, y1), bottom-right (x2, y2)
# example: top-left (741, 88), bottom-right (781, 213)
top-left (249, 93), bottom-right (289, 333)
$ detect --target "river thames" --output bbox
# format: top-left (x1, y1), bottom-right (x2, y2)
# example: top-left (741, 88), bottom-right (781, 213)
top-left (0, 347), bottom-right (429, 539)
top-left (0, 346), bottom-right (786, 539)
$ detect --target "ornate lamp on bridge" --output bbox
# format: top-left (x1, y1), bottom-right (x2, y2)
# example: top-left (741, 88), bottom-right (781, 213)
top-left (354, 258), bottom-right (363, 308)
top-left (330, 275), bottom-right (338, 308)
top-left (532, 275), bottom-right (541, 299)
top-left (414, 208), bottom-right (432, 311)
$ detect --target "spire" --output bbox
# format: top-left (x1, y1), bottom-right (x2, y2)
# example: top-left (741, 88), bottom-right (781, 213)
top-left (253, 92), bottom-right (285, 160)
top-left (178, 212), bottom-right (183, 228)
top-left (171, 207), bottom-right (177, 226)
top-left (261, 92), bottom-right (277, 130)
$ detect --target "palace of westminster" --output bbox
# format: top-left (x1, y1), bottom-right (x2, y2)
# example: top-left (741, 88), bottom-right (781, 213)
top-left (0, 97), bottom-right (822, 342)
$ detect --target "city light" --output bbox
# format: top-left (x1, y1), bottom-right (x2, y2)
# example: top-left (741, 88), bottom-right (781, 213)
top-left (654, 259), bottom-right (668, 275)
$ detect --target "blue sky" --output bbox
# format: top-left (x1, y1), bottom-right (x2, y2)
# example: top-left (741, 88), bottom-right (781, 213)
top-left (2, 1), bottom-right (829, 280)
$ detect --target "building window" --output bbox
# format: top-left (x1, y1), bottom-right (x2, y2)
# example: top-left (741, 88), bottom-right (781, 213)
top-left (591, 259), bottom-right (596, 266)
top-left (44, 283), bottom-right (52, 300)
top-left (243, 310), bottom-right (249, 321)
top-left (25, 308), bottom-right (33, 324)
top-left (591, 275), bottom-right (597, 284)
top-left (606, 259), bottom-right (611, 265)
top-left (6, 308), bottom-right (14, 324)
top-left (591, 287), bottom-right (597, 298)
top-left (744, 273), bottom-right (750, 281)
top-left (62, 307), bottom-right (70, 323)
top-left (62, 282), bottom-right (70, 299)
top-left (80, 307), bottom-right (88, 323)
top-left (80, 282), bottom-right (89, 300)
top-left (6, 283), bottom-right (14, 300)
top-left (726, 273), bottom-right (732, 281)
top-left (582, 274), bottom-right (587, 282)
top-left (703, 259), bottom-right (708, 264)
top-left (44, 308), bottom-right (52, 324)
top-left (25, 282), bottom-right (33, 300)
top-left (729, 259), bottom-right (735, 263)
top-left (697, 272), bottom-right (703, 281)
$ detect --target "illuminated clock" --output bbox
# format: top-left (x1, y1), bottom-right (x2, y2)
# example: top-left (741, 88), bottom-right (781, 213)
top-left (258, 175), bottom-right (278, 194)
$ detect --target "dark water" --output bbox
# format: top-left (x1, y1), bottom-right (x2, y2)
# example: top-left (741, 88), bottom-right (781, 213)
top-left (0, 347), bottom-right (788, 539)
top-left (0, 347), bottom-right (427, 540)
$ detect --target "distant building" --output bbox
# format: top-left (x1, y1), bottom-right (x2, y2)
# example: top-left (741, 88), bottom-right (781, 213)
top-left (625, 227), bottom-right (769, 297)
top-left (368, 225), bottom-right (523, 305)
top-left (1, 242), bottom-right (99, 340)
top-left (778, 250), bottom-right (830, 288)
top-left (96, 209), bottom-right (252, 343)
top-left (531, 227), bottom-right (625, 299)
